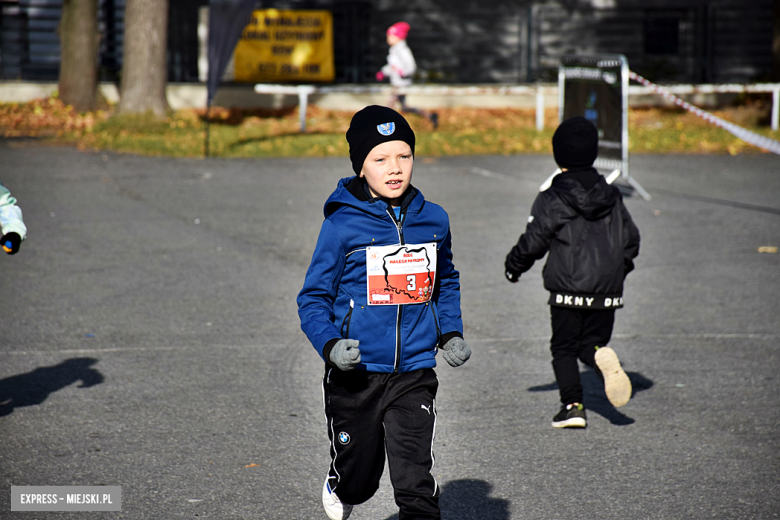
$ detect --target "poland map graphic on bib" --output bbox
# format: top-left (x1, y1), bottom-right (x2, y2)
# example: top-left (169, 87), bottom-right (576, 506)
top-left (366, 243), bottom-right (437, 305)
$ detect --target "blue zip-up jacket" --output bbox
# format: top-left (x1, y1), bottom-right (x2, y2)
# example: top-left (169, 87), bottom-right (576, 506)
top-left (297, 176), bottom-right (463, 373)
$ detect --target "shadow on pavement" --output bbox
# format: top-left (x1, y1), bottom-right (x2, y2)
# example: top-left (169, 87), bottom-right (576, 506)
top-left (0, 357), bottom-right (104, 417)
top-left (383, 479), bottom-right (510, 520)
top-left (528, 370), bottom-right (654, 426)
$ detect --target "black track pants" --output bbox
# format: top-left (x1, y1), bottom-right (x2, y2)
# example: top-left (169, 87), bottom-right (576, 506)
top-left (323, 367), bottom-right (440, 520)
top-left (550, 306), bottom-right (615, 405)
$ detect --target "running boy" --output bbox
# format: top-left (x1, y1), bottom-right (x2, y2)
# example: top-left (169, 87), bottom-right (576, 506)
top-left (504, 116), bottom-right (640, 428)
top-left (0, 181), bottom-right (27, 255)
top-left (375, 22), bottom-right (439, 129)
top-left (298, 105), bottom-right (470, 520)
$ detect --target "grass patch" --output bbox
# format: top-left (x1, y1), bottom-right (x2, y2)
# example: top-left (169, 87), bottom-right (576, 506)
top-left (1, 97), bottom-right (777, 158)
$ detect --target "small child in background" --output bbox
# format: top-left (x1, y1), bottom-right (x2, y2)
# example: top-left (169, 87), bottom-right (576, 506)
top-left (376, 22), bottom-right (439, 129)
top-left (0, 181), bottom-right (27, 255)
top-left (504, 116), bottom-right (640, 428)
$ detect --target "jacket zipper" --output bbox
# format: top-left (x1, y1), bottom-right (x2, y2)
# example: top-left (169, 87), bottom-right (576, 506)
top-left (394, 306), bottom-right (402, 371)
top-left (387, 207), bottom-right (405, 372)
top-left (386, 208), bottom-right (405, 245)
top-left (340, 299), bottom-right (354, 338)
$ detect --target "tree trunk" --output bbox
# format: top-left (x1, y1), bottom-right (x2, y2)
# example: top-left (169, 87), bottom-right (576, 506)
top-left (118, 0), bottom-right (170, 115)
top-left (773, 0), bottom-right (780, 81)
top-left (58, 0), bottom-right (100, 112)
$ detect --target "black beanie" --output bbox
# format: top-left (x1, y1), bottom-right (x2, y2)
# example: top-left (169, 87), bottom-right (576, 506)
top-left (346, 105), bottom-right (416, 174)
top-left (552, 116), bottom-right (598, 169)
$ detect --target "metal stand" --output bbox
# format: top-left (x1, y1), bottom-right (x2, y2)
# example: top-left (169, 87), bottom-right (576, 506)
top-left (253, 84), bottom-right (316, 132)
top-left (552, 54), bottom-right (651, 201)
top-left (615, 56), bottom-right (650, 200)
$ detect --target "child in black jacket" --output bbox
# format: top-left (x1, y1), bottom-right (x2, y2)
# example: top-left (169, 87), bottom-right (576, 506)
top-left (504, 116), bottom-right (640, 428)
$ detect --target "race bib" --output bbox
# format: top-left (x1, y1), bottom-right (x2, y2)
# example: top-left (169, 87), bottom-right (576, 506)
top-left (366, 243), bottom-right (437, 305)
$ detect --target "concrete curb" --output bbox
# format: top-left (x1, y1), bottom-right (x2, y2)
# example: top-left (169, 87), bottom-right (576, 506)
top-left (3, 81), bottom-right (779, 112)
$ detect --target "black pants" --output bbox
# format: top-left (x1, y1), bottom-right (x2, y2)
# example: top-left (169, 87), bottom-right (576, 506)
top-left (323, 367), bottom-right (440, 520)
top-left (388, 94), bottom-right (426, 118)
top-left (550, 306), bottom-right (615, 406)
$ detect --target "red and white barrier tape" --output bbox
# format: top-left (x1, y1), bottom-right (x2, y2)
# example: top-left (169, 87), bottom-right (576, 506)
top-left (629, 71), bottom-right (780, 155)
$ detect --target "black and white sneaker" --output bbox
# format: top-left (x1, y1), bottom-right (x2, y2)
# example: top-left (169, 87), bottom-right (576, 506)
top-left (552, 403), bottom-right (587, 428)
top-left (322, 479), bottom-right (352, 520)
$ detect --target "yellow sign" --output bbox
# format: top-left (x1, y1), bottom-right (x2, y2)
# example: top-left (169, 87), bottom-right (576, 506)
top-left (234, 9), bottom-right (334, 83)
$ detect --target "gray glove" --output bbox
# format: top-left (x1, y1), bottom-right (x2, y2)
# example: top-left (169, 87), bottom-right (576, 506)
top-left (329, 339), bottom-right (361, 371)
top-left (441, 337), bottom-right (471, 367)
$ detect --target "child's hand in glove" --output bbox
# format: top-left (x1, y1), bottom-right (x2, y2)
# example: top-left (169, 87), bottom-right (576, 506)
top-left (330, 339), bottom-right (361, 371)
top-left (441, 337), bottom-right (471, 367)
top-left (2, 232), bottom-right (21, 254)
top-left (505, 267), bottom-right (521, 283)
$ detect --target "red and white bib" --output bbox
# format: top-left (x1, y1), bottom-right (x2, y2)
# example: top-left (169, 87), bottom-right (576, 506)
top-left (366, 243), bottom-right (437, 305)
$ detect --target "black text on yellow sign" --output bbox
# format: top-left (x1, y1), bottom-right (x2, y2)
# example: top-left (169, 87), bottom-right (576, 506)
top-left (234, 9), bottom-right (334, 83)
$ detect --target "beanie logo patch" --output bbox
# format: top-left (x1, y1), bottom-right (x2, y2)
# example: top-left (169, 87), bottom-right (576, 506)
top-left (377, 122), bottom-right (395, 136)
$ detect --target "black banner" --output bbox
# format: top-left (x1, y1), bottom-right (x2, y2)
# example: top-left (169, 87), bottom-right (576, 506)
top-left (207, 0), bottom-right (257, 105)
top-left (560, 56), bottom-right (624, 165)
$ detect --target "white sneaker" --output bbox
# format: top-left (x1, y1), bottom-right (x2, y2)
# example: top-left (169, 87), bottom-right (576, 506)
top-left (595, 346), bottom-right (632, 407)
top-left (322, 479), bottom-right (352, 520)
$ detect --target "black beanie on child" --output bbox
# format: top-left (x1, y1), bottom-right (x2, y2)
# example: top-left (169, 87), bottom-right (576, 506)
top-left (346, 105), bottom-right (416, 174)
top-left (552, 116), bottom-right (599, 169)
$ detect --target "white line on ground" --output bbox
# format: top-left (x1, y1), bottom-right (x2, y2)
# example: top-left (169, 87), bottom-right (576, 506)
top-left (468, 167), bottom-right (517, 182)
top-left (3, 344), bottom-right (274, 355)
top-left (469, 333), bottom-right (780, 343)
top-left (4, 334), bottom-right (776, 355)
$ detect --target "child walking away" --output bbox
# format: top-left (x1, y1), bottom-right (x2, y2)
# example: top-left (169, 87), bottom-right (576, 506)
top-left (504, 116), bottom-right (640, 429)
top-left (0, 181), bottom-right (27, 255)
top-left (376, 22), bottom-right (439, 130)
top-left (298, 105), bottom-right (469, 519)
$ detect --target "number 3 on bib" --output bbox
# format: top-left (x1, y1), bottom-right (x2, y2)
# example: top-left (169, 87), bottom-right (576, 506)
top-left (366, 243), bottom-right (437, 305)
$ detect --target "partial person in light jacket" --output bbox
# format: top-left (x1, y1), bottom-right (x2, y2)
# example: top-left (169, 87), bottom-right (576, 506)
top-left (376, 22), bottom-right (439, 129)
top-left (0, 181), bottom-right (27, 255)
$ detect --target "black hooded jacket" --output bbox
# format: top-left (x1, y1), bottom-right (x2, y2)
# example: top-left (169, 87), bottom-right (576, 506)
top-left (505, 167), bottom-right (640, 309)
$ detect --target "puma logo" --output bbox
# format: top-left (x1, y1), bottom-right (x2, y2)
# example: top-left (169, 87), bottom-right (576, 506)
top-left (421, 404), bottom-right (431, 414)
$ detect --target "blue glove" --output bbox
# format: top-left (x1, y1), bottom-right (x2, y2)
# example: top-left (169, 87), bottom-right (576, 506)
top-left (329, 339), bottom-right (361, 371)
top-left (441, 337), bottom-right (471, 367)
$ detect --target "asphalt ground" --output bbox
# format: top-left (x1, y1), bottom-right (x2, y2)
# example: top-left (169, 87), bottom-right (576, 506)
top-left (0, 140), bottom-right (778, 519)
